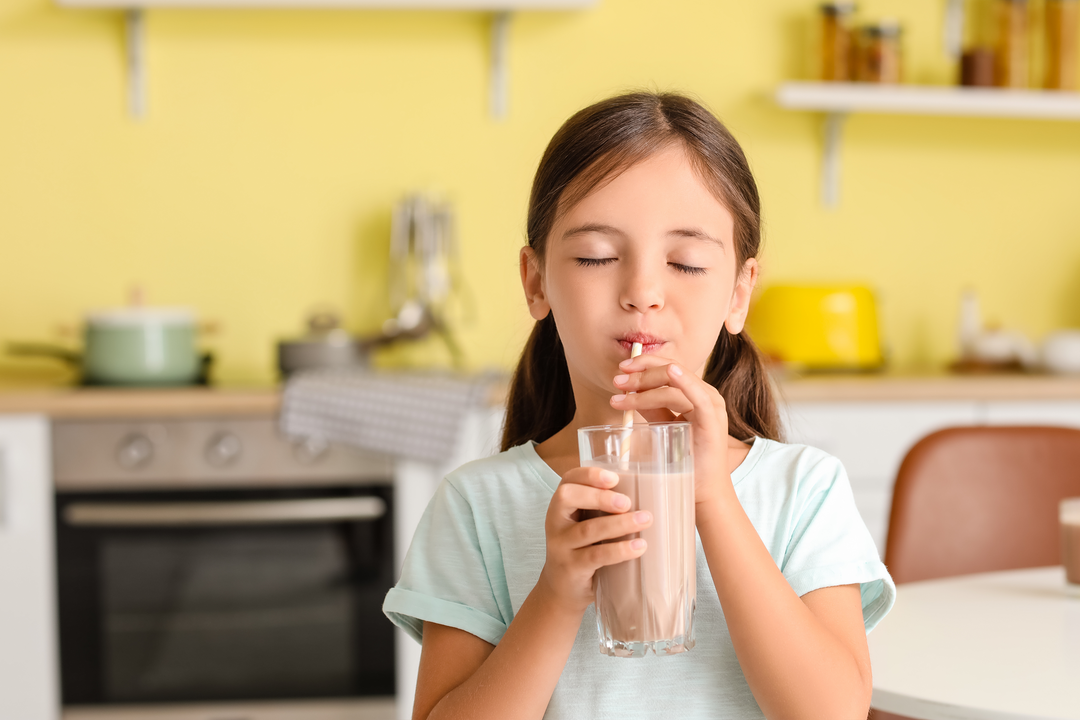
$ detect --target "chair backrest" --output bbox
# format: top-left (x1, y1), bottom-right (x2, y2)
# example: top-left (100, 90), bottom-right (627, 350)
top-left (884, 425), bottom-right (1080, 584)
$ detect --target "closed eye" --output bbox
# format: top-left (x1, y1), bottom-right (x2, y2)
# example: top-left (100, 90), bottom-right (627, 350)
top-left (670, 262), bottom-right (707, 276)
top-left (575, 257), bottom-right (617, 267)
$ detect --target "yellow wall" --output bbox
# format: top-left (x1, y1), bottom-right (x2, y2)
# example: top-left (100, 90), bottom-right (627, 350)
top-left (2, 0), bottom-right (1079, 384)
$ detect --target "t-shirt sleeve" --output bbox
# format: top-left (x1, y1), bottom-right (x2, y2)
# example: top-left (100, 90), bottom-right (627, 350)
top-left (780, 453), bottom-right (896, 633)
top-left (382, 478), bottom-right (508, 646)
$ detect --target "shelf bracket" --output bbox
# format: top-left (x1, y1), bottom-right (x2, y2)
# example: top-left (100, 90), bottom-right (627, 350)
top-left (821, 111), bottom-right (846, 208)
top-left (489, 10), bottom-right (511, 120)
top-left (126, 8), bottom-right (147, 119)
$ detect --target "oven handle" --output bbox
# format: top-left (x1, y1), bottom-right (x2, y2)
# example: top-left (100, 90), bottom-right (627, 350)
top-left (63, 496), bottom-right (387, 527)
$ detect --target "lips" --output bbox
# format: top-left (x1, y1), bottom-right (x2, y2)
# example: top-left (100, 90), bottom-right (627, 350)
top-left (618, 333), bottom-right (666, 353)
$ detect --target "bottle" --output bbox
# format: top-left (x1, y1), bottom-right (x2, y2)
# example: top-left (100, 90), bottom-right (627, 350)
top-left (820, 3), bottom-right (857, 81)
top-left (856, 20), bottom-right (903, 83)
top-left (995, 0), bottom-right (1030, 88)
top-left (1045, 0), bottom-right (1079, 90)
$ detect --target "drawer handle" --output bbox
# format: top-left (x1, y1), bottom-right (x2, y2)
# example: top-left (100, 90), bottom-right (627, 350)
top-left (64, 496), bottom-right (386, 527)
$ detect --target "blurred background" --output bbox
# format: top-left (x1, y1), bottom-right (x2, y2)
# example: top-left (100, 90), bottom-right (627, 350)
top-left (3, 0), bottom-right (1078, 384)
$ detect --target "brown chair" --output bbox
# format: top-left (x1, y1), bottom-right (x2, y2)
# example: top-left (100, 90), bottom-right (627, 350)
top-left (872, 425), bottom-right (1080, 720)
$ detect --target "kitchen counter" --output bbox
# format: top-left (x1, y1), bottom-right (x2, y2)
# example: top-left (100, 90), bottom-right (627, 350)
top-left (0, 386), bottom-right (280, 418)
top-left (773, 372), bottom-right (1080, 402)
top-left (2, 373), bottom-right (1080, 419)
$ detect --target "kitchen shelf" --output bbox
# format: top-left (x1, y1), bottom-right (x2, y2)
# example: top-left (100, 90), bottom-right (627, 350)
top-left (775, 81), bottom-right (1080, 207)
top-left (56, 0), bottom-right (597, 119)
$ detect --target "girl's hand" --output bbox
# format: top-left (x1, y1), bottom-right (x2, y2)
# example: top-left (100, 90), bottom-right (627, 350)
top-left (537, 466), bottom-right (653, 615)
top-left (610, 355), bottom-right (731, 506)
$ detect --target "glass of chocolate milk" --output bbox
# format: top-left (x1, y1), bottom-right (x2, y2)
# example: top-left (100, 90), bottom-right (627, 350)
top-left (1061, 498), bottom-right (1080, 585)
top-left (578, 422), bottom-right (696, 658)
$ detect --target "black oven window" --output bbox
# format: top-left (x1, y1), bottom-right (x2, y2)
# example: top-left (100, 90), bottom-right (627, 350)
top-left (103, 528), bottom-right (356, 701)
top-left (56, 488), bottom-right (395, 705)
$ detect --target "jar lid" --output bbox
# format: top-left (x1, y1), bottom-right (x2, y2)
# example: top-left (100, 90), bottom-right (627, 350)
top-left (861, 19), bottom-right (902, 37)
top-left (87, 307), bottom-right (196, 327)
top-left (821, 2), bottom-right (857, 15)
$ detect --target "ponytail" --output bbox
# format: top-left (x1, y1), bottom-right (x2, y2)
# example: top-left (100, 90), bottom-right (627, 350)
top-left (501, 313), bottom-right (575, 452)
top-left (704, 329), bottom-right (782, 443)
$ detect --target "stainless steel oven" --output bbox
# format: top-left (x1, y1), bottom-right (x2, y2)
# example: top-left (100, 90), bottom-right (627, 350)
top-left (52, 418), bottom-right (397, 720)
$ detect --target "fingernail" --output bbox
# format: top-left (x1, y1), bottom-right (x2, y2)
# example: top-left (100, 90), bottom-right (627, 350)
top-left (669, 364), bottom-right (683, 377)
top-left (634, 511), bottom-right (651, 524)
top-left (619, 358), bottom-right (633, 368)
top-left (611, 393), bottom-right (626, 402)
top-left (614, 494), bottom-right (631, 510)
top-left (601, 470), bottom-right (619, 485)
top-left (613, 374), bottom-right (629, 386)
top-left (631, 539), bottom-right (646, 550)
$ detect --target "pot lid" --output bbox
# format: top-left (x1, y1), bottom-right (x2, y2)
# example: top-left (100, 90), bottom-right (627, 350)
top-left (87, 307), bottom-right (196, 326)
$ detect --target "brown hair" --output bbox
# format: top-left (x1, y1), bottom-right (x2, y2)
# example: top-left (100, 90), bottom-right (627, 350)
top-left (501, 91), bottom-right (780, 451)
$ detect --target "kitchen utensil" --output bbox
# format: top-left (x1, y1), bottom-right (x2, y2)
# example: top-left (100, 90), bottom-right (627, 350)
top-left (277, 311), bottom-right (373, 377)
top-left (8, 306), bottom-right (204, 386)
top-left (1042, 330), bottom-right (1080, 374)
top-left (746, 284), bottom-right (883, 371)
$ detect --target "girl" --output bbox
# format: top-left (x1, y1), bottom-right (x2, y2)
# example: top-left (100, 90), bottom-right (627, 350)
top-left (383, 92), bottom-right (894, 720)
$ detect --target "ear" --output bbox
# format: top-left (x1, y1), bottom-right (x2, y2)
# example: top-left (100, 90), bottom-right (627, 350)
top-left (520, 246), bottom-right (551, 321)
top-left (724, 258), bottom-right (758, 335)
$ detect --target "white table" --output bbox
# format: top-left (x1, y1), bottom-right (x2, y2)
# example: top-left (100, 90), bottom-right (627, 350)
top-left (869, 567), bottom-right (1080, 720)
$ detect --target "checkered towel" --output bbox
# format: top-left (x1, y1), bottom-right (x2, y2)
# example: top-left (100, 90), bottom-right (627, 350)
top-left (280, 369), bottom-right (502, 463)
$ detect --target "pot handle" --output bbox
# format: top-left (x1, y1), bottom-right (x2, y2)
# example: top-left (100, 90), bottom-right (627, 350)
top-left (5, 342), bottom-right (81, 365)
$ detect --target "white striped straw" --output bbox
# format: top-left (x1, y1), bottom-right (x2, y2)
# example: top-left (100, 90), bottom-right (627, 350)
top-left (619, 342), bottom-right (642, 462)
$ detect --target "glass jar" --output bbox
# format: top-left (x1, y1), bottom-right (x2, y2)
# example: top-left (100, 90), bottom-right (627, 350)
top-left (1045, 0), bottom-right (1079, 90)
top-left (995, 0), bottom-right (1030, 88)
top-left (820, 3), bottom-right (857, 81)
top-left (856, 21), bottom-right (903, 83)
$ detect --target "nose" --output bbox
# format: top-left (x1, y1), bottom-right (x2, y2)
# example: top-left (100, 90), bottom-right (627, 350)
top-left (619, 261), bottom-right (664, 313)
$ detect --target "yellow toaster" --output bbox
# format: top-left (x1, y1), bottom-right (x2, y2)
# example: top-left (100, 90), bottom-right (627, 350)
top-left (745, 285), bottom-right (883, 371)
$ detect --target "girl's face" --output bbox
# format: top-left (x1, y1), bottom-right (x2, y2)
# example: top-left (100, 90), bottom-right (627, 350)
top-left (521, 144), bottom-right (757, 420)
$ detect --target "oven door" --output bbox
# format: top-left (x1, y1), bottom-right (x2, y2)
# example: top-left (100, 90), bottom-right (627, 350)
top-left (55, 486), bottom-right (395, 708)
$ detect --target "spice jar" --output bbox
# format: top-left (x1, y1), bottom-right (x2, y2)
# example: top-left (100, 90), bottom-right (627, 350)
top-left (820, 3), bottom-right (857, 81)
top-left (1045, 0), bottom-right (1079, 90)
top-left (856, 21), bottom-right (903, 83)
top-left (995, 0), bottom-right (1030, 88)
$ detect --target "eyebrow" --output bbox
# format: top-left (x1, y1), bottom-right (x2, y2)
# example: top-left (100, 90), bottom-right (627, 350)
top-left (561, 223), bottom-right (626, 240)
top-left (667, 227), bottom-right (725, 249)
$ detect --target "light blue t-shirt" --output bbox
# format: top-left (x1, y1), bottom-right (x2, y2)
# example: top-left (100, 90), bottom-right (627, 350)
top-left (383, 438), bottom-right (895, 719)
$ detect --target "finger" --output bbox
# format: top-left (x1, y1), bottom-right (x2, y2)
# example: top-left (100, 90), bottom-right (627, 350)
top-left (663, 363), bottom-right (727, 432)
top-left (579, 538), bottom-right (648, 570)
top-left (618, 353), bottom-right (677, 373)
top-left (566, 510), bottom-right (652, 549)
top-left (611, 386), bottom-right (693, 416)
top-left (560, 466), bottom-right (620, 490)
top-left (549, 483), bottom-right (632, 526)
top-left (612, 364), bottom-right (681, 393)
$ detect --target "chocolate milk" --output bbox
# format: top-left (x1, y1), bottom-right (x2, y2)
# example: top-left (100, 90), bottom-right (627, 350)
top-left (594, 466), bottom-right (696, 657)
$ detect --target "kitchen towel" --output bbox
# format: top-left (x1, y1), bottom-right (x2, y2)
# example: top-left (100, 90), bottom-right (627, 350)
top-left (281, 369), bottom-right (502, 463)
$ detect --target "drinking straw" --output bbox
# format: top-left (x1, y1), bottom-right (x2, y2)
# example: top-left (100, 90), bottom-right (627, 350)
top-left (619, 342), bottom-right (643, 461)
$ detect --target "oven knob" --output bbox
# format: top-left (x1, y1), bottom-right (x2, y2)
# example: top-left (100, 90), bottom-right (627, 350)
top-left (117, 434), bottom-right (154, 470)
top-left (292, 436), bottom-right (330, 465)
top-left (205, 432), bottom-right (242, 468)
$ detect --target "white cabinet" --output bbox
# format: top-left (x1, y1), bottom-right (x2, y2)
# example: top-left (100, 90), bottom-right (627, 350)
top-left (781, 399), bottom-right (1080, 556)
top-left (0, 415), bottom-right (59, 720)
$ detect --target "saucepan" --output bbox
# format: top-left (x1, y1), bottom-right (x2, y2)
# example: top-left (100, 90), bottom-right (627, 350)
top-left (8, 306), bottom-right (207, 386)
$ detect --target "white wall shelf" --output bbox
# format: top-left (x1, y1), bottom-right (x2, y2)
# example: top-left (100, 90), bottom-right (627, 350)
top-left (775, 81), bottom-right (1080, 208)
top-left (55, 0), bottom-right (597, 119)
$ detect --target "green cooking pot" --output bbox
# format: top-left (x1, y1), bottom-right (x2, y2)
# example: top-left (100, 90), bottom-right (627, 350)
top-left (82, 308), bottom-right (201, 386)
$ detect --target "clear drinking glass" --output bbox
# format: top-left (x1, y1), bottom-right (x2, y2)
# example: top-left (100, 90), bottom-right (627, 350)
top-left (578, 421), bottom-right (696, 658)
